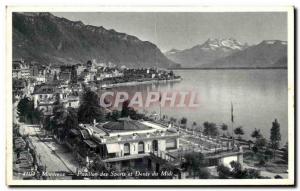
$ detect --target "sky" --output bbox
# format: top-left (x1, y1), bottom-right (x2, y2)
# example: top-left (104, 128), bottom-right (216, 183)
top-left (52, 12), bottom-right (287, 52)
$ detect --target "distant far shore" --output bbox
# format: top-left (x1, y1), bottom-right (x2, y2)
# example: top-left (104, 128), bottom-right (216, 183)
top-left (169, 67), bottom-right (287, 70)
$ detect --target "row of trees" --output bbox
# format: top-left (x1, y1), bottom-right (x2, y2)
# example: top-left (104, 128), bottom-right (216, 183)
top-left (165, 114), bottom-right (284, 165)
top-left (164, 114), bottom-right (283, 161)
top-left (164, 115), bottom-right (245, 140)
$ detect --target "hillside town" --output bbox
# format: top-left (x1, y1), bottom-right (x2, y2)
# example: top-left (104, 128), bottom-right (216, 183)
top-left (13, 58), bottom-right (288, 180)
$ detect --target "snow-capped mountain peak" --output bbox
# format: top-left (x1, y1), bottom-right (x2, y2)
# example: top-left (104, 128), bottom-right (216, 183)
top-left (201, 38), bottom-right (246, 51)
top-left (261, 40), bottom-right (287, 45)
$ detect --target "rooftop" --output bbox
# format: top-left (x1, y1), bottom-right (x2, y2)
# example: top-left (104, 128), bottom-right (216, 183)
top-left (33, 84), bottom-right (57, 94)
top-left (102, 118), bottom-right (152, 133)
top-left (77, 120), bottom-right (179, 144)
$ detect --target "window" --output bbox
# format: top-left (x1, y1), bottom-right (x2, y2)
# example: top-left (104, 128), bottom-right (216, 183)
top-left (166, 139), bottom-right (177, 150)
top-left (138, 142), bottom-right (144, 154)
top-left (152, 140), bottom-right (158, 152)
top-left (124, 143), bottom-right (130, 156)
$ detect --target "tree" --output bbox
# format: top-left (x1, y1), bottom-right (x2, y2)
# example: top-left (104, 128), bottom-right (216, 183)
top-left (71, 65), bottom-right (78, 83)
top-left (242, 168), bottom-right (261, 179)
top-left (217, 164), bottom-right (232, 179)
top-left (170, 117), bottom-right (176, 124)
top-left (30, 107), bottom-right (43, 124)
top-left (17, 97), bottom-right (43, 124)
top-left (43, 115), bottom-right (52, 132)
top-left (64, 107), bottom-right (78, 132)
top-left (230, 161), bottom-right (242, 176)
top-left (121, 100), bottom-right (130, 117)
top-left (251, 128), bottom-right (262, 140)
top-left (106, 110), bottom-right (121, 121)
top-left (282, 143), bottom-right (288, 164)
top-left (203, 122), bottom-right (219, 138)
top-left (203, 122), bottom-right (210, 137)
top-left (251, 129), bottom-right (267, 156)
top-left (217, 162), bottom-right (262, 179)
top-left (191, 121), bottom-right (197, 133)
top-left (17, 97), bottom-right (31, 122)
top-left (264, 149), bottom-right (273, 161)
top-left (230, 161), bottom-right (261, 179)
top-left (78, 88), bottom-right (104, 123)
top-left (51, 103), bottom-right (66, 129)
top-left (221, 123), bottom-right (228, 137)
top-left (183, 152), bottom-right (208, 179)
top-left (87, 60), bottom-right (92, 67)
top-left (254, 136), bottom-right (267, 153)
top-left (88, 157), bottom-right (113, 179)
top-left (180, 117), bottom-right (187, 129)
top-left (120, 99), bottom-right (139, 119)
top-left (197, 168), bottom-right (210, 179)
top-left (234, 126), bottom-right (244, 140)
top-left (270, 119), bottom-right (281, 159)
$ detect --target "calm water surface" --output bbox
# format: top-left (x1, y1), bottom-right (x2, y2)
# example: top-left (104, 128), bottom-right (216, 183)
top-left (105, 69), bottom-right (288, 144)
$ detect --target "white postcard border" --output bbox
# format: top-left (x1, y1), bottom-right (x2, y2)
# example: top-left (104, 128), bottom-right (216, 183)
top-left (5, 5), bottom-right (295, 186)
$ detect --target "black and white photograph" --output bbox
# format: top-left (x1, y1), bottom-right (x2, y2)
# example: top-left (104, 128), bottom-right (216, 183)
top-left (6, 6), bottom-right (294, 186)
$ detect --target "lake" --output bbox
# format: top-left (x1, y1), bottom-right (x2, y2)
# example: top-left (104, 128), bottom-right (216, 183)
top-left (106, 69), bottom-right (288, 145)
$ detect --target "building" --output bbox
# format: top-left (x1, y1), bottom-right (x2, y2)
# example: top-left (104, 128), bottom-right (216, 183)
top-left (35, 75), bottom-right (47, 84)
top-left (61, 95), bottom-right (80, 108)
top-left (65, 118), bottom-right (180, 172)
top-left (30, 65), bottom-right (40, 77)
top-left (13, 79), bottom-right (27, 98)
top-left (32, 84), bottom-right (57, 115)
top-left (13, 60), bottom-right (31, 79)
top-left (59, 71), bottom-right (71, 83)
top-left (80, 70), bottom-right (94, 83)
top-left (75, 64), bottom-right (85, 76)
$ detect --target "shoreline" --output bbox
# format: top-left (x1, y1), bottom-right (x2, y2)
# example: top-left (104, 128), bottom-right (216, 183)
top-left (100, 78), bottom-right (182, 89)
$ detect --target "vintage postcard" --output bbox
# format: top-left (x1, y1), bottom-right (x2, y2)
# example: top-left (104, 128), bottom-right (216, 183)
top-left (6, 6), bottom-right (294, 186)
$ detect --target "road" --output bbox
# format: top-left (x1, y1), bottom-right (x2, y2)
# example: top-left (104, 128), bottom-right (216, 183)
top-left (19, 124), bottom-right (78, 174)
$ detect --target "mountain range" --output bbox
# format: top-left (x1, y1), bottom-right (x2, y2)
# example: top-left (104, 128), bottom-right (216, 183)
top-left (165, 38), bottom-right (287, 68)
top-left (13, 12), bottom-right (179, 69)
top-left (13, 12), bottom-right (287, 70)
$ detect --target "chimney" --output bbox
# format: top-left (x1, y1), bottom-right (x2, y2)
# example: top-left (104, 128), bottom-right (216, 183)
top-left (117, 134), bottom-right (121, 141)
top-left (146, 133), bottom-right (150, 138)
